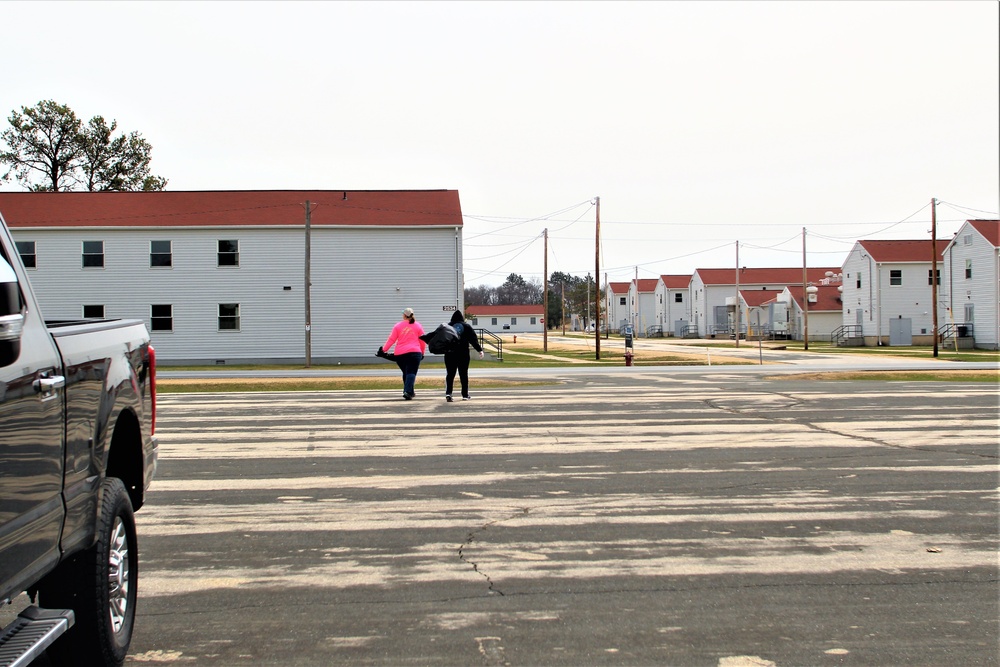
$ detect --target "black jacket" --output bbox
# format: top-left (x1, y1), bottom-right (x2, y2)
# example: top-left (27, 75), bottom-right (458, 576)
top-left (446, 321), bottom-right (483, 357)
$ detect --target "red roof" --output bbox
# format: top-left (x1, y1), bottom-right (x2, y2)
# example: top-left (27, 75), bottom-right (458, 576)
top-left (739, 289), bottom-right (783, 307)
top-left (608, 282), bottom-right (631, 295)
top-left (660, 274), bottom-right (691, 289)
top-left (857, 239), bottom-right (948, 262)
top-left (968, 220), bottom-right (1000, 247)
top-left (0, 190), bottom-right (463, 228)
top-left (465, 304), bottom-right (544, 317)
top-left (784, 284), bottom-right (843, 312)
top-left (695, 267), bottom-right (840, 286)
top-left (635, 278), bottom-right (658, 293)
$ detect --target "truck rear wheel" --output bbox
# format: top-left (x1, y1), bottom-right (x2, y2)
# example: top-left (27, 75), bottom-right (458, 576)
top-left (41, 477), bottom-right (138, 667)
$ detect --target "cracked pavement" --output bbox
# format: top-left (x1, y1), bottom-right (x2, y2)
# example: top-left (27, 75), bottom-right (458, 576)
top-left (111, 370), bottom-right (997, 666)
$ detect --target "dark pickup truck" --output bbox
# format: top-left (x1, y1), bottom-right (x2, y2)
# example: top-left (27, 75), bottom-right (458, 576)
top-left (0, 212), bottom-right (157, 667)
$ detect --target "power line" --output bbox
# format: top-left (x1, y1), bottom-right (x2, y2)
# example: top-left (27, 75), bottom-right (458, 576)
top-left (938, 200), bottom-right (999, 218)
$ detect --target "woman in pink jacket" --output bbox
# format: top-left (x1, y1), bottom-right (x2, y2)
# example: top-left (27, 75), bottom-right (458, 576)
top-left (379, 307), bottom-right (426, 400)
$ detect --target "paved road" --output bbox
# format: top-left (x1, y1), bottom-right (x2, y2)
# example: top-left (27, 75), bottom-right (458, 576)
top-left (121, 370), bottom-right (1000, 666)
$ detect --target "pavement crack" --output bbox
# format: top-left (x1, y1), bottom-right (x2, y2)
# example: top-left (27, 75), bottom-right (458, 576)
top-left (459, 508), bottom-right (531, 597)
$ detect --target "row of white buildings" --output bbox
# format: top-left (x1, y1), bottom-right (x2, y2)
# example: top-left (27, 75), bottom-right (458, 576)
top-left (606, 219), bottom-right (999, 349)
top-left (1, 189), bottom-right (996, 363)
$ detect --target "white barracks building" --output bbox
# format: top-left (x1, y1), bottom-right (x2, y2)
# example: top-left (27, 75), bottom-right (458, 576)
top-left (0, 190), bottom-right (465, 364)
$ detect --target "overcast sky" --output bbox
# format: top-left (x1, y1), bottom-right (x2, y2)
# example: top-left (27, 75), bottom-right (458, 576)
top-left (3, 1), bottom-right (998, 286)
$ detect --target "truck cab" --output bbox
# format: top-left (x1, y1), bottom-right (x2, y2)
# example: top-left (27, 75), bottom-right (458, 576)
top-left (1, 214), bottom-right (157, 667)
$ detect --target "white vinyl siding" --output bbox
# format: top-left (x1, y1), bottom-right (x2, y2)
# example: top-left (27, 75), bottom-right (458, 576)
top-left (9, 225), bottom-right (462, 363)
top-left (945, 222), bottom-right (1000, 349)
top-left (842, 241), bottom-right (948, 342)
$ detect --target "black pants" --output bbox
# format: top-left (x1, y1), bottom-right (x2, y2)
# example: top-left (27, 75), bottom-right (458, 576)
top-left (444, 351), bottom-right (471, 397)
top-left (385, 351), bottom-right (422, 396)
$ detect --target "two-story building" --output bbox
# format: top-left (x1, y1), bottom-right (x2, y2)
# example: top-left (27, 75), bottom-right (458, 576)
top-left (942, 219), bottom-right (999, 349)
top-left (605, 281), bottom-right (632, 333)
top-left (628, 278), bottom-right (659, 336)
top-left (0, 189), bottom-right (465, 364)
top-left (654, 274), bottom-right (692, 336)
top-left (840, 239), bottom-right (949, 346)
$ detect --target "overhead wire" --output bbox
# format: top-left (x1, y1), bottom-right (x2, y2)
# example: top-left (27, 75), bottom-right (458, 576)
top-left (938, 200), bottom-right (999, 218)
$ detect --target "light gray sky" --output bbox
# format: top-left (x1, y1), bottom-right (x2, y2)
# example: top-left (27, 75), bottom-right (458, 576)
top-left (3, 1), bottom-right (998, 286)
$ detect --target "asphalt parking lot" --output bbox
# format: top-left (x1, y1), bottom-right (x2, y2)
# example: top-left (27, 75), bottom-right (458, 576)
top-left (121, 370), bottom-right (999, 665)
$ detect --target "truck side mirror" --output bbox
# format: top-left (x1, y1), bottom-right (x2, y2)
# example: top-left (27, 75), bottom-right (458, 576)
top-left (0, 256), bottom-right (24, 366)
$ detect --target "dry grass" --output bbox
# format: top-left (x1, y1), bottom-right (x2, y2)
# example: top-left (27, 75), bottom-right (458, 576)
top-left (767, 369), bottom-right (998, 382)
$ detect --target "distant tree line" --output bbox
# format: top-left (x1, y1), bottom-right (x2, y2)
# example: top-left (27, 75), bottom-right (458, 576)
top-left (1, 99), bottom-right (167, 192)
top-left (464, 271), bottom-right (604, 329)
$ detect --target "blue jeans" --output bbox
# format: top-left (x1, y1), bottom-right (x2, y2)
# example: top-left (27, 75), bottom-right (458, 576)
top-left (395, 352), bottom-right (422, 396)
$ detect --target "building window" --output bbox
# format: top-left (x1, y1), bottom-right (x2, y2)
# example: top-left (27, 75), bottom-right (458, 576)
top-left (82, 240), bottom-right (104, 268)
top-left (674, 293), bottom-right (683, 303)
top-left (530, 317), bottom-right (537, 325)
top-left (491, 317), bottom-right (498, 326)
top-left (965, 259), bottom-right (972, 279)
top-left (219, 303), bottom-right (240, 331)
top-left (150, 240), bottom-right (172, 268)
top-left (964, 234), bottom-right (973, 246)
top-left (889, 269), bottom-right (902, 286)
top-left (15, 241), bottom-right (36, 268)
top-left (511, 317), bottom-right (517, 325)
top-left (619, 296), bottom-right (626, 306)
top-left (218, 240), bottom-right (239, 267)
top-left (151, 304), bottom-right (173, 332)
top-left (83, 304), bottom-right (104, 319)
top-left (856, 272), bottom-right (862, 289)
top-left (928, 269), bottom-right (940, 286)
top-left (471, 318), bottom-right (478, 325)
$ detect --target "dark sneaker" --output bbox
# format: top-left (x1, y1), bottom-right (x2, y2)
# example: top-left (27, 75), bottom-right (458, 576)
top-left (445, 395), bottom-right (453, 402)
top-left (462, 395), bottom-right (471, 401)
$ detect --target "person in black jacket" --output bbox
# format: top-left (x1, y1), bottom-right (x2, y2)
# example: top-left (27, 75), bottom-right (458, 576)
top-left (444, 310), bottom-right (483, 401)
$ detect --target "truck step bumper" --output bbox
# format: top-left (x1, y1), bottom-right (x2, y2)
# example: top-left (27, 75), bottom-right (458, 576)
top-left (0, 607), bottom-right (74, 667)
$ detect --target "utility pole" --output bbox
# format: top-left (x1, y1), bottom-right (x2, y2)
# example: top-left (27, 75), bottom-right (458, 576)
top-left (595, 197), bottom-right (601, 360)
top-left (634, 266), bottom-right (639, 334)
top-left (802, 227), bottom-right (810, 351)
top-left (303, 200), bottom-right (313, 368)
top-left (735, 241), bottom-right (740, 348)
top-left (543, 228), bottom-right (548, 353)
top-left (931, 198), bottom-right (939, 358)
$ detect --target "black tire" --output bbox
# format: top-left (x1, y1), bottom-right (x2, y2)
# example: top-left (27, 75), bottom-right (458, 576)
top-left (40, 477), bottom-right (138, 667)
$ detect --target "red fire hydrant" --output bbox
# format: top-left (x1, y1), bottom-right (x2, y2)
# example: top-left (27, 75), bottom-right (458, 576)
top-left (513, 335), bottom-right (517, 343)
top-left (624, 350), bottom-right (633, 366)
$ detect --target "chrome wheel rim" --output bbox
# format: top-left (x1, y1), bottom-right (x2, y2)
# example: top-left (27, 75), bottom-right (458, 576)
top-left (107, 516), bottom-right (130, 633)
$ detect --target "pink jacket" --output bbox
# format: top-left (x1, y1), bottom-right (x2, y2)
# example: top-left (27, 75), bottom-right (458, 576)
top-left (383, 320), bottom-right (426, 355)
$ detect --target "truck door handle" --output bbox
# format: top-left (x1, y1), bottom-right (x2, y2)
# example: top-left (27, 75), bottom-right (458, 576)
top-left (36, 375), bottom-right (66, 394)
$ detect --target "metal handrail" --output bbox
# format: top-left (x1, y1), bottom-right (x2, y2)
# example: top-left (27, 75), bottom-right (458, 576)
top-left (832, 324), bottom-right (863, 346)
top-left (938, 322), bottom-right (974, 340)
top-left (477, 328), bottom-right (503, 361)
